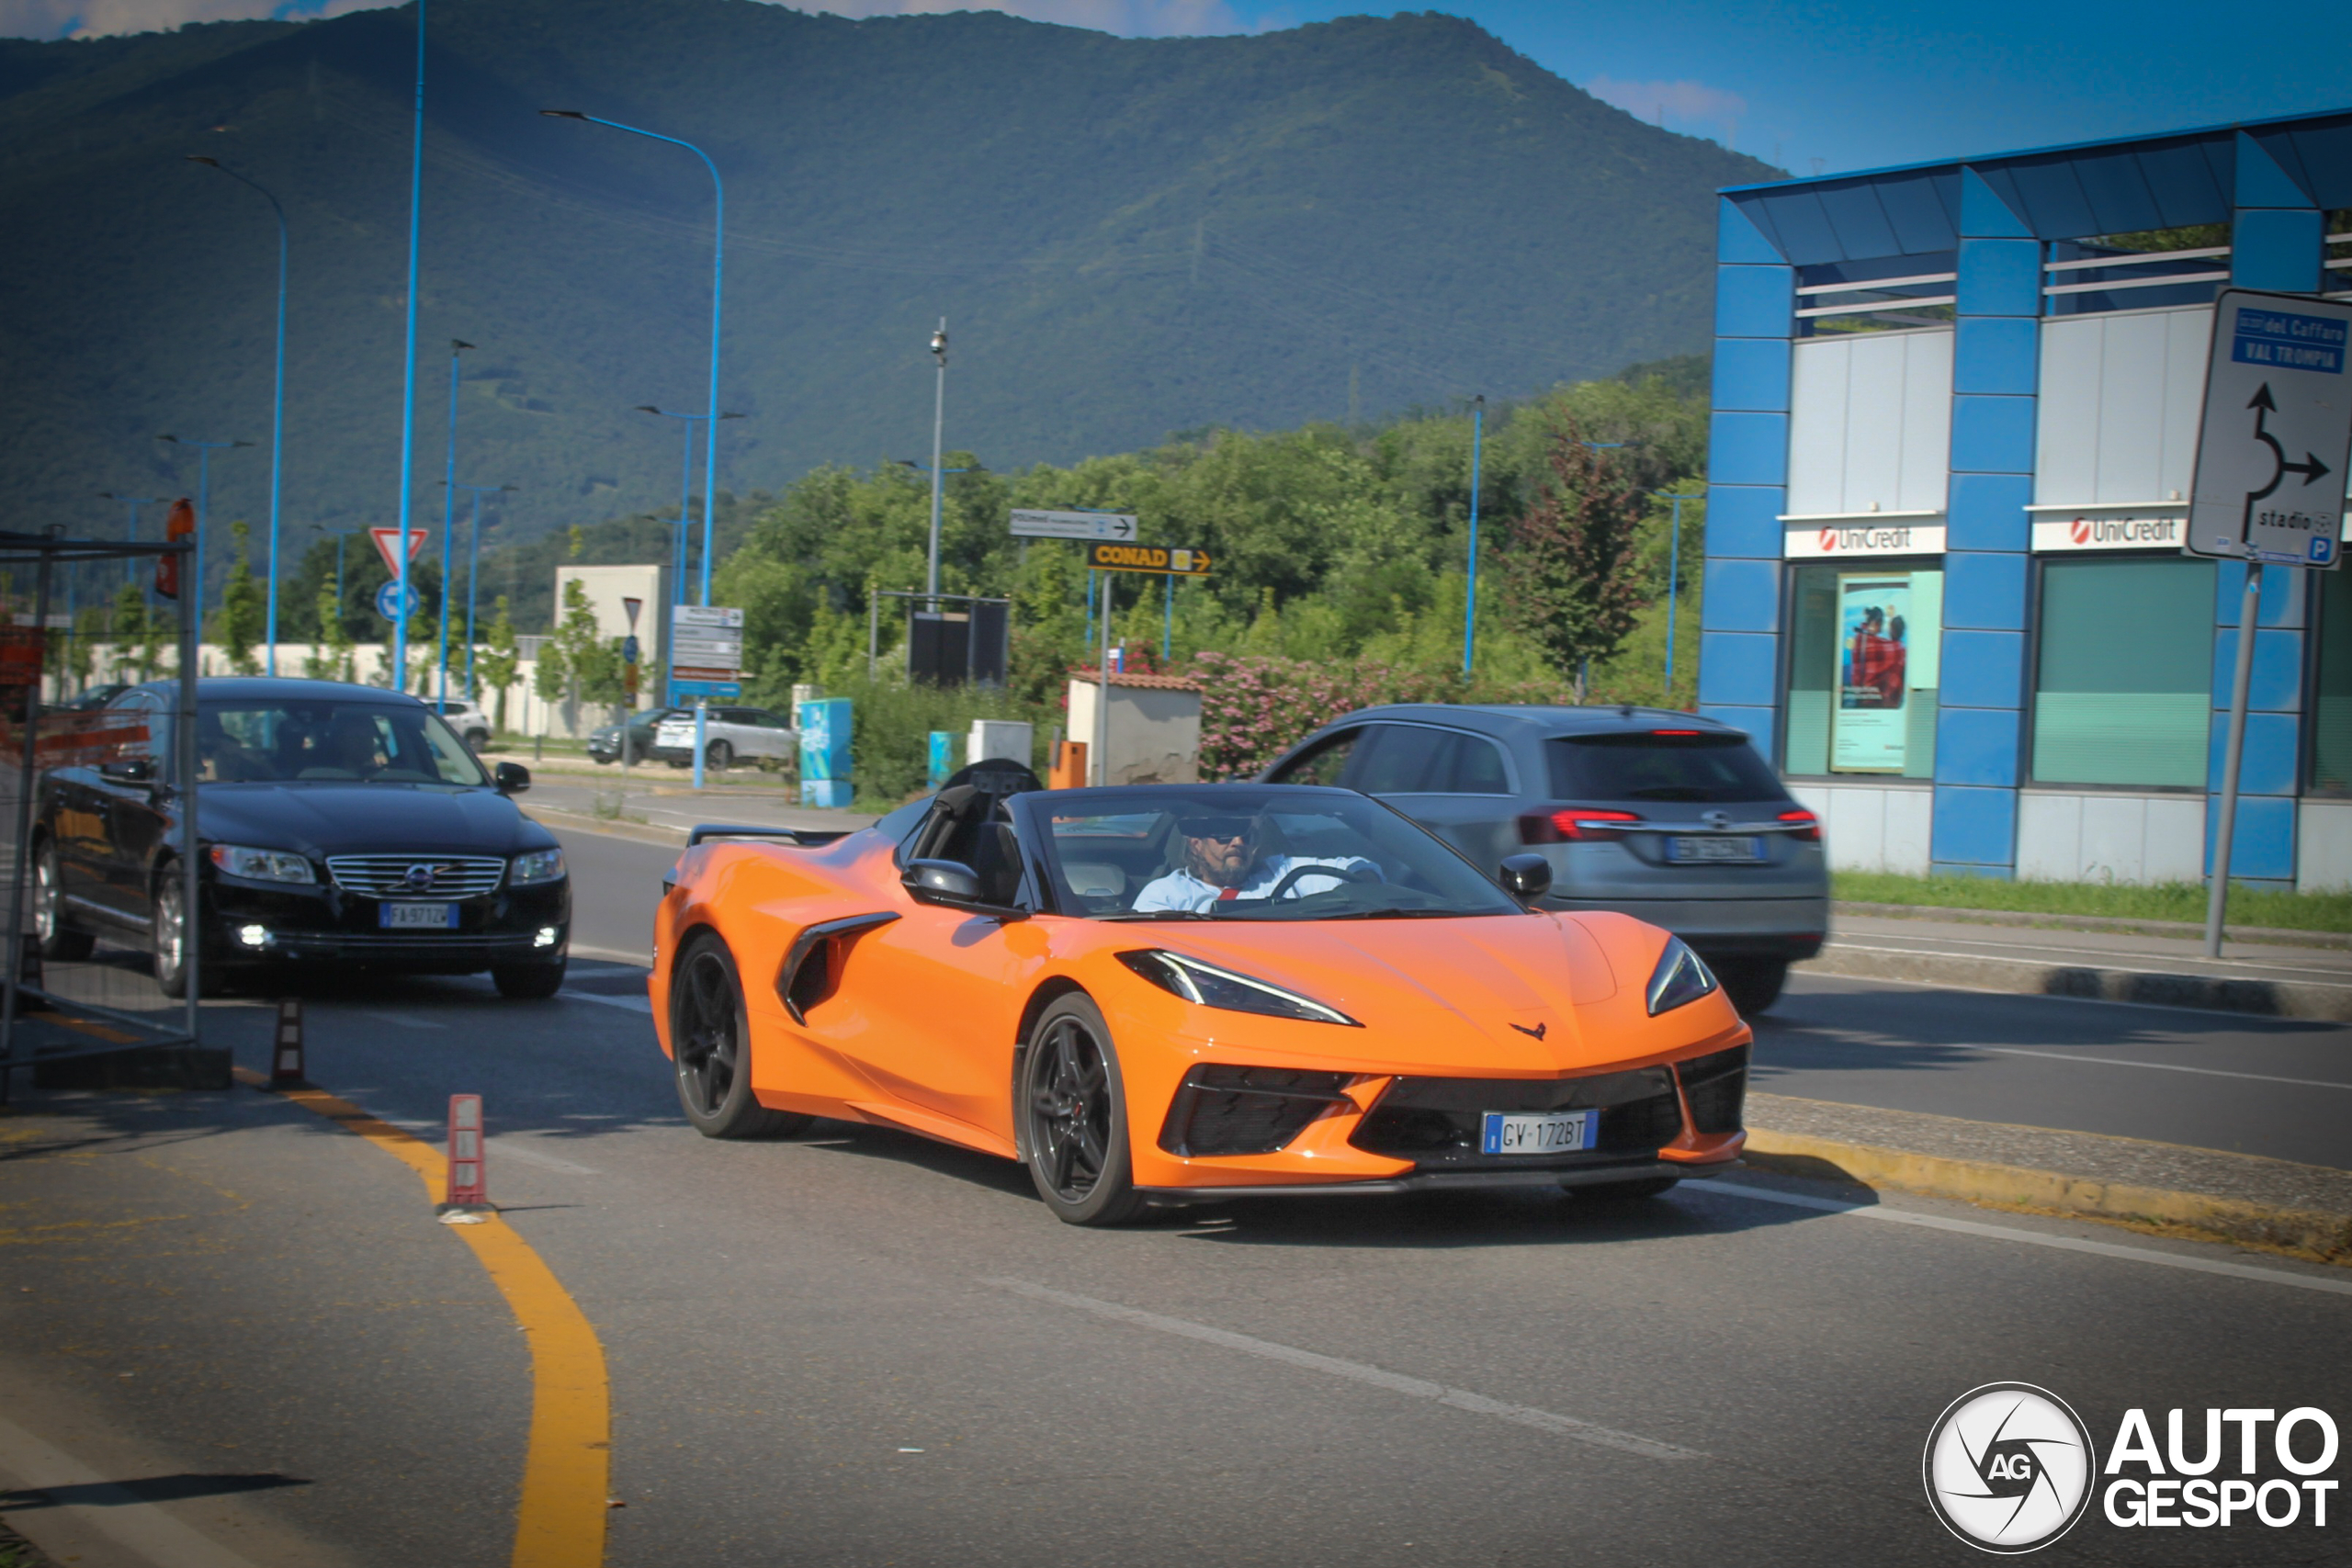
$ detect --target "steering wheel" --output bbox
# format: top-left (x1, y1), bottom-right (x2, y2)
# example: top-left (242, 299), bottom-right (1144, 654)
top-left (1260, 861), bottom-right (1383, 902)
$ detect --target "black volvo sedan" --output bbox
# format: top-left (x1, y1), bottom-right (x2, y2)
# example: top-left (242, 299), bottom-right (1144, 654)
top-left (34, 678), bottom-right (570, 998)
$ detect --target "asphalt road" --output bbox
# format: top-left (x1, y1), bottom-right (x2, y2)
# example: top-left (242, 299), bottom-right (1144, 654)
top-left (2, 827), bottom-right (2346, 1566)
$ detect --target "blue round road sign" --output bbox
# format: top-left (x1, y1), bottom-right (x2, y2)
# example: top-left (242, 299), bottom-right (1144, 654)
top-left (622, 635), bottom-right (641, 664)
top-left (374, 580), bottom-right (413, 621)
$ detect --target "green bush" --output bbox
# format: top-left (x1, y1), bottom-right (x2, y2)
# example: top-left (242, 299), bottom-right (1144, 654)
top-left (1833, 871), bottom-right (2352, 935)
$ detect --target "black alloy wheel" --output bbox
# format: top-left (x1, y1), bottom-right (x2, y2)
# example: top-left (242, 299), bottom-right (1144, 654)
top-left (35, 844), bottom-right (93, 961)
top-left (152, 872), bottom-right (190, 998)
top-left (1714, 958), bottom-right (1788, 1016)
top-left (1020, 993), bottom-right (1146, 1226)
top-left (669, 933), bottom-right (808, 1139)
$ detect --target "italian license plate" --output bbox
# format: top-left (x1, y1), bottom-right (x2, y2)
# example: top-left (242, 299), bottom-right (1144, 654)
top-left (1668, 835), bottom-right (1763, 863)
top-left (379, 902), bottom-right (458, 931)
top-left (1481, 1110), bottom-right (1595, 1156)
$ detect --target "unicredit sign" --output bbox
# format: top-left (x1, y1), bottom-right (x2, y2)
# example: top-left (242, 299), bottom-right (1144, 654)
top-left (1783, 521), bottom-right (1947, 558)
top-left (2030, 513), bottom-right (2186, 552)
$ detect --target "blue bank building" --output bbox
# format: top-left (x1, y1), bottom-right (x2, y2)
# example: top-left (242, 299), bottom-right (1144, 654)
top-left (1701, 109), bottom-right (2352, 890)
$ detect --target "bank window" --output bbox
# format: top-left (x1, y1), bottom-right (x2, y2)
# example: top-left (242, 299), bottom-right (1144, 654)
top-left (2031, 558), bottom-right (2212, 789)
top-left (2312, 567), bottom-right (2352, 795)
top-left (1784, 564), bottom-right (1942, 777)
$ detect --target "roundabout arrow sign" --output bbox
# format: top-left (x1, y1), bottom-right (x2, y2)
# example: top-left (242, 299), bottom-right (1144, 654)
top-left (2188, 289), bottom-right (2352, 568)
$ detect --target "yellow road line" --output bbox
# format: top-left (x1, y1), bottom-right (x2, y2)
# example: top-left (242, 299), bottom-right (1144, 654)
top-left (233, 1066), bottom-right (610, 1567)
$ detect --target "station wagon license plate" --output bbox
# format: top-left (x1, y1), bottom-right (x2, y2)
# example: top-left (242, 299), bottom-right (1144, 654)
top-left (379, 902), bottom-right (458, 931)
top-left (1480, 1110), bottom-right (1595, 1156)
top-left (1668, 835), bottom-right (1763, 863)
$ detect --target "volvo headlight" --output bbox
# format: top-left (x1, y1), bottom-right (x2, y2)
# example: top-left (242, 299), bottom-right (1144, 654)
top-left (208, 844), bottom-right (314, 884)
top-left (510, 847), bottom-right (566, 886)
top-left (1117, 950), bottom-right (1360, 1026)
top-left (1645, 936), bottom-right (1718, 1015)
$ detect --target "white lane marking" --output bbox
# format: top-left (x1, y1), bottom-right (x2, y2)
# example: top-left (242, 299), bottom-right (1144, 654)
top-left (1697, 1182), bottom-right (2352, 1298)
top-left (359, 1010), bottom-right (447, 1030)
top-left (571, 943), bottom-right (653, 965)
top-left (1963, 1045), bottom-right (2352, 1091)
top-left (984, 1277), bottom-right (1704, 1461)
top-left (0, 1413), bottom-right (268, 1568)
top-left (569, 990), bottom-right (653, 1014)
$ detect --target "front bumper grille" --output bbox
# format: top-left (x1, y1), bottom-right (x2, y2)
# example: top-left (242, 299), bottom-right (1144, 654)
top-left (326, 854), bottom-right (508, 898)
top-left (1677, 1043), bottom-right (1747, 1134)
top-left (1159, 1066), bottom-right (1352, 1156)
top-left (1351, 1068), bottom-right (1684, 1170)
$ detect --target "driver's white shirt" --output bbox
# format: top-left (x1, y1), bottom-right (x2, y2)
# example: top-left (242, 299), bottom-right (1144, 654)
top-left (1131, 854), bottom-right (1376, 913)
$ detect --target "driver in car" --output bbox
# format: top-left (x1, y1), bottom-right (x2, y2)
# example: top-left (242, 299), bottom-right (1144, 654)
top-left (1131, 812), bottom-right (1379, 912)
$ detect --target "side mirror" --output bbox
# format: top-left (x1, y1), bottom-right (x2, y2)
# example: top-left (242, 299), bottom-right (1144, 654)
top-left (1498, 852), bottom-right (1553, 900)
top-left (98, 757), bottom-right (155, 784)
top-left (494, 761), bottom-right (531, 795)
top-left (902, 858), bottom-right (984, 905)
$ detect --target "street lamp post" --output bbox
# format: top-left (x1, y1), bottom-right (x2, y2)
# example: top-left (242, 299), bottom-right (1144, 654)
top-left (1462, 394), bottom-right (1484, 676)
top-left (443, 481), bottom-right (514, 701)
top-left (925, 321), bottom-right (947, 602)
top-left (155, 435), bottom-right (251, 654)
top-left (437, 339), bottom-right (474, 707)
top-left (1649, 489), bottom-right (1694, 700)
top-left (637, 406), bottom-right (741, 604)
top-left (391, 0), bottom-right (427, 694)
top-left (186, 156), bottom-right (289, 675)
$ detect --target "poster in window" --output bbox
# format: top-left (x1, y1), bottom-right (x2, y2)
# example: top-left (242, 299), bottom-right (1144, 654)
top-left (1834, 573), bottom-right (1910, 772)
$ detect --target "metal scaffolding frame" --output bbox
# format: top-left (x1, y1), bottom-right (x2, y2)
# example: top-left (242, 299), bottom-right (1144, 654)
top-left (0, 527), bottom-right (199, 1098)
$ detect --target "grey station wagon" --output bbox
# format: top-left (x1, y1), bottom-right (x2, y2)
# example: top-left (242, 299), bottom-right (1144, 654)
top-left (1260, 705), bottom-right (1827, 1013)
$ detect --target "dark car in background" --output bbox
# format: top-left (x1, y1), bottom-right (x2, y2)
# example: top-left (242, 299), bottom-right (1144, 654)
top-left (589, 706), bottom-right (684, 765)
top-left (33, 678), bottom-right (571, 998)
top-left (1260, 705), bottom-right (1826, 1012)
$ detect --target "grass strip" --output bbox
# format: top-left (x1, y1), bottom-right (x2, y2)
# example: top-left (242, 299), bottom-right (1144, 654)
top-left (1832, 871), bottom-right (2351, 934)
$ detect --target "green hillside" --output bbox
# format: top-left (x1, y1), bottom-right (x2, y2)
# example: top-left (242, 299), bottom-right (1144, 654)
top-left (0, 0), bottom-right (1772, 605)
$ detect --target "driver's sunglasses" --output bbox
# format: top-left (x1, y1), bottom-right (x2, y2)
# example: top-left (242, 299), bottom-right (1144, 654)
top-left (1184, 822), bottom-right (1252, 843)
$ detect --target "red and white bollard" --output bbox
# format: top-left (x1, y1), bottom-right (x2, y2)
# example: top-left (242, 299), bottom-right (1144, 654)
top-left (270, 998), bottom-right (305, 1086)
top-left (439, 1093), bottom-right (490, 1219)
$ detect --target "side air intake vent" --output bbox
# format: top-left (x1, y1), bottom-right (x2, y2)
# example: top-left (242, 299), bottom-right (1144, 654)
top-left (1158, 1066), bottom-right (1351, 1157)
top-left (1676, 1043), bottom-right (1748, 1134)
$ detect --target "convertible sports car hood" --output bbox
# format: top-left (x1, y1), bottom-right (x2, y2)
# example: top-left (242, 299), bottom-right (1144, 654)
top-left (1144, 912), bottom-right (1655, 1074)
top-left (196, 784), bottom-right (551, 859)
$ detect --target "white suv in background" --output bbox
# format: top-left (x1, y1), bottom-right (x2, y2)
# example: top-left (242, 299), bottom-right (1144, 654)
top-left (650, 705), bottom-right (795, 771)
top-left (424, 697), bottom-right (493, 749)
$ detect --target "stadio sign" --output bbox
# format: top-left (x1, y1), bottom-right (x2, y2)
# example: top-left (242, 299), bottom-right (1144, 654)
top-left (1783, 521), bottom-right (1948, 558)
top-left (2030, 513), bottom-right (2187, 552)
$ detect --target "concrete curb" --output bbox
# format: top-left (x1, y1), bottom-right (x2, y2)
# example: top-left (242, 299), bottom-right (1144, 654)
top-left (1797, 942), bottom-right (2352, 1021)
top-left (1740, 1125), bottom-right (2352, 1266)
top-left (523, 805), bottom-right (689, 849)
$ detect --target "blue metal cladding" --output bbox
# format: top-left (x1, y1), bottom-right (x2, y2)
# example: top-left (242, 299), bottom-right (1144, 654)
top-left (1697, 631), bottom-right (1779, 709)
top-left (1950, 394), bottom-right (2039, 474)
top-left (1938, 629), bottom-right (2027, 710)
top-left (2231, 208), bottom-right (2323, 293)
top-left (1708, 411), bottom-right (1789, 487)
top-left (2209, 628), bottom-right (2307, 713)
top-left (2213, 560), bottom-right (2301, 627)
top-left (1717, 196), bottom-right (1786, 264)
top-left (1954, 237), bottom-right (2042, 316)
top-left (1941, 549), bottom-right (2030, 631)
top-left (1699, 705), bottom-right (1775, 759)
top-left (1933, 706), bottom-right (2023, 787)
top-left (1702, 558), bottom-right (1780, 634)
top-left (1712, 338), bottom-right (1791, 412)
top-left (2207, 711), bottom-right (2302, 799)
top-left (1714, 265), bottom-right (1794, 338)
top-left (2204, 793), bottom-right (2298, 882)
top-left (1931, 784), bottom-right (2020, 870)
top-left (2235, 130), bottom-right (2314, 208)
top-left (1952, 316), bottom-right (2039, 396)
top-left (1703, 484), bottom-right (1784, 559)
top-left (1945, 474), bottom-right (2034, 553)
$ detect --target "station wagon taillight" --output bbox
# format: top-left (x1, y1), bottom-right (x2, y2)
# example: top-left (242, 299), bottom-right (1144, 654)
top-left (1779, 809), bottom-right (1821, 842)
top-left (1518, 807), bottom-right (1643, 844)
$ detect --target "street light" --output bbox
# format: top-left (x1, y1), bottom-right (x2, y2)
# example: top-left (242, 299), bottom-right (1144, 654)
top-left (442, 481), bottom-right (515, 701)
top-left (542, 108), bottom-right (728, 609)
top-left (1650, 489), bottom-right (1697, 700)
top-left (390, 0), bottom-right (428, 694)
top-left (187, 156), bottom-right (289, 675)
top-left (155, 434), bottom-right (252, 645)
top-left (437, 338), bottom-right (475, 707)
top-left (925, 320), bottom-right (948, 601)
top-left (637, 406), bottom-right (742, 606)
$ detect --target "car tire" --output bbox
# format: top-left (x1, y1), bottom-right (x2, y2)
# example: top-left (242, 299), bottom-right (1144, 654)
top-left (669, 933), bottom-right (808, 1139)
top-left (1577, 1176), bottom-right (1680, 1201)
top-left (35, 844), bottom-right (94, 962)
top-left (1714, 957), bottom-right (1788, 1015)
top-left (466, 728), bottom-right (490, 750)
top-left (1019, 993), bottom-right (1147, 1227)
top-left (152, 871), bottom-right (192, 998)
top-left (594, 755), bottom-right (616, 766)
top-left (492, 959), bottom-right (567, 999)
top-left (706, 740), bottom-right (732, 772)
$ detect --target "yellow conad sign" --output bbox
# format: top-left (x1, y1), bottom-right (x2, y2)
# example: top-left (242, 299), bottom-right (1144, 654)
top-left (1087, 543), bottom-right (1213, 575)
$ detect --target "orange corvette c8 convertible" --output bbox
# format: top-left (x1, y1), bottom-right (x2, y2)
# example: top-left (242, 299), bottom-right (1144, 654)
top-left (651, 774), bottom-right (1750, 1225)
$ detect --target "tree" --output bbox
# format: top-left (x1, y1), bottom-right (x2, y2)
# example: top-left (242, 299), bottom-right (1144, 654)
top-left (1499, 415), bottom-right (1648, 693)
top-left (543, 577), bottom-right (618, 726)
top-left (304, 566), bottom-right (356, 682)
top-left (111, 581), bottom-right (164, 682)
top-left (65, 604), bottom-right (101, 692)
top-left (477, 596), bottom-right (521, 731)
top-left (216, 520), bottom-right (266, 676)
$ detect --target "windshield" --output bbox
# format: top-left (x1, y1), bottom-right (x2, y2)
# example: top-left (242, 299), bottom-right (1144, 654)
top-left (197, 700), bottom-right (490, 787)
top-left (1035, 786), bottom-right (1523, 921)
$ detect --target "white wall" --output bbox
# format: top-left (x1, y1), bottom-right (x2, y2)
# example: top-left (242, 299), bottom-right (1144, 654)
top-left (1786, 781), bottom-right (1933, 874)
top-left (1065, 680), bottom-right (1201, 784)
top-left (552, 564), bottom-right (668, 653)
top-left (2036, 306), bottom-right (2210, 503)
top-left (2016, 790), bottom-right (2207, 885)
top-left (2298, 799), bottom-right (2352, 892)
top-left (1785, 328), bottom-right (1952, 517)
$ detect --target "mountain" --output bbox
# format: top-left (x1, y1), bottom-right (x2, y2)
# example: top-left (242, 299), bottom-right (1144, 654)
top-left (0, 0), bottom-right (1773, 586)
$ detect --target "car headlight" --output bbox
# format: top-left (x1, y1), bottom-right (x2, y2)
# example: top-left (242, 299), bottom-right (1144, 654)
top-left (208, 844), bottom-right (315, 884)
top-left (1645, 936), bottom-right (1718, 1015)
top-left (1117, 950), bottom-right (1360, 1026)
top-left (509, 847), bottom-right (565, 886)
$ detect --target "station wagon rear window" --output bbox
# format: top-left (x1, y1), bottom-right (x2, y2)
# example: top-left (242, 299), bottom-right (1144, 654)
top-left (1545, 732), bottom-right (1788, 804)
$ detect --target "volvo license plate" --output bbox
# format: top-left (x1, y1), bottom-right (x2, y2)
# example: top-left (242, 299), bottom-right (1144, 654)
top-left (1480, 1110), bottom-right (1595, 1155)
top-left (1668, 835), bottom-right (1763, 863)
top-left (380, 902), bottom-right (458, 930)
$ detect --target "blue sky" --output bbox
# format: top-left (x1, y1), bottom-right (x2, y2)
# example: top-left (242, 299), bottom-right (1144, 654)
top-left (18, 0), bottom-right (2352, 177)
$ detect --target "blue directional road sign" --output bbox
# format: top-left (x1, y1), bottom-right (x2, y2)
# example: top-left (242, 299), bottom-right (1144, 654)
top-left (622, 635), bottom-right (641, 664)
top-left (374, 580), bottom-right (414, 621)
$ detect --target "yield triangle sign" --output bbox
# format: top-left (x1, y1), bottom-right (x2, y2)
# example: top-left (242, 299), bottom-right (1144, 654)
top-left (368, 526), bottom-right (428, 577)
